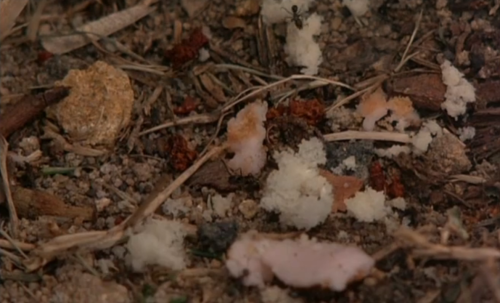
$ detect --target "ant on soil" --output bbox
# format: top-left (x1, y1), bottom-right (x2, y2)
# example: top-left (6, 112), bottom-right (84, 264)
top-left (222, 161), bottom-right (261, 194)
top-left (282, 5), bottom-right (304, 29)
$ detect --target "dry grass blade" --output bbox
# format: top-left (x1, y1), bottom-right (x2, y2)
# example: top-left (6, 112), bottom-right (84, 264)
top-left (223, 74), bottom-right (353, 112)
top-left (449, 175), bottom-right (486, 184)
top-left (40, 3), bottom-right (155, 55)
top-left (0, 136), bottom-right (18, 238)
top-left (0, 238), bottom-right (35, 251)
top-left (326, 77), bottom-right (387, 113)
top-left (139, 113), bottom-right (219, 136)
top-left (0, 247), bottom-right (22, 265)
top-left (0, 0), bottom-right (28, 41)
top-left (395, 8), bottom-right (424, 73)
top-left (395, 228), bottom-right (500, 261)
top-left (323, 131), bottom-right (412, 143)
top-left (214, 64), bottom-right (284, 80)
top-left (0, 228), bottom-right (28, 258)
top-left (26, 0), bottom-right (49, 41)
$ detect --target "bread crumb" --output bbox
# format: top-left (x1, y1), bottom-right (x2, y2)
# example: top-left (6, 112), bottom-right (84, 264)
top-left (261, 138), bottom-right (333, 230)
top-left (210, 193), bottom-right (234, 217)
top-left (345, 187), bottom-right (390, 222)
top-left (357, 88), bottom-right (388, 131)
top-left (457, 126), bottom-right (476, 141)
top-left (126, 219), bottom-right (187, 272)
top-left (227, 100), bottom-right (268, 176)
top-left (411, 120), bottom-right (442, 155)
top-left (283, 13), bottom-right (323, 75)
top-left (440, 60), bottom-right (476, 119)
top-left (387, 96), bottom-right (420, 132)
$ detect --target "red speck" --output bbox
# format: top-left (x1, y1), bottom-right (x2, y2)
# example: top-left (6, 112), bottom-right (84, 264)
top-left (165, 27), bottom-right (209, 69)
top-left (369, 161), bottom-right (386, 192)
top-left (37, 51), bottom-right (53, 63)
top-left (386, 174), bottom-right (405, 198)
top-left (174, 96), bottom-right (198, 115)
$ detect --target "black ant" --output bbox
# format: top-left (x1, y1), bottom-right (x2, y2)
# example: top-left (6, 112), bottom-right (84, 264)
top-left (222, 161), bottom-right (261, 194)
top-left (282, 5), bottom-right (304, 29)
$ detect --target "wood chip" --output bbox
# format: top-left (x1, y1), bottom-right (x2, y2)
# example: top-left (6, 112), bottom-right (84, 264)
top-left (0, 87), bottom-right (70, 138)
top-left (476, 80), bottom-right (500, 105)
top-left (187, 159), bottom-right (235, 192)
top-left (386, 73), bottom-right (446, 111)
top-left (11, 186), bottom-right (95, 221)
top-left (222, 16), bottom-right (247, 29)
top-left (199, 73), bottom-right (226, 103)
top-left (0, 136), bottom-right (18, 237)
top-left (41, 3), bottom-right (155, 55)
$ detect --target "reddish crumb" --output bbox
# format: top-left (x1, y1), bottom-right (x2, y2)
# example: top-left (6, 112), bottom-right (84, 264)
top-left (289, 99), bottom-right (325, 126)
top-left (163, 134), bottom-right (198, 172)
top-left (266, 105), bottom-right (287, 120)
top-left (370, 161), bottom-right (406, 198)
top-left (165, 27), bottom-right (209, 69)
top-left (386, 173), bottom-right (405, 198)
top-left (266, 99), bottom-right (325, 126)
top-left (174, 96), bottom-right (198, 115)
top-left (369, 161), bottom-right (386, 192)
top-left (114, 215), bottom-right (126, 225)
top-left (37, 51), bottom-right (53, 64)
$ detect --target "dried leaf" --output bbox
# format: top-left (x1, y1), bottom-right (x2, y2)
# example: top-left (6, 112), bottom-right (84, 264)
top-left (0, 135), bottom-right (18, 237)
top-left (41, 3), bottom-right (155, 55)
top-left (319, 169), bottom-right (364, 213)
top-left (10, 186), bottom-right (95, 221)
top-left (222, 16), bottom-right (247, 29)
top-left (199, 73), bottom-right (226, 103)
top-left (476, 80), bottom-right (500, 105)
top-left (0, 0), bottom-right (28, 41)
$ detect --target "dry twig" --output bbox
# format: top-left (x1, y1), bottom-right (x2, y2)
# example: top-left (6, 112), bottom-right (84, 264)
top-left (0, 87), bottom-right (70, 138)
top-left (0, 136), bottom-right (18, 238)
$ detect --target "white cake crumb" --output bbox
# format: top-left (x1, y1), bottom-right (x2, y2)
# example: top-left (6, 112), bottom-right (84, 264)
top-left (440, 60), bottom-right (476, 119)
top-left (345, 187), bottom-right (390, 222)
top-left (261, 138), bottom-right (333, 230)
top-left (126, 219), bottom-right (187, 272)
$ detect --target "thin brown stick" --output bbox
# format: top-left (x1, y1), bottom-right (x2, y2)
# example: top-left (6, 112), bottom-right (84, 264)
top-left (0, 239), bottom-right (35, 251)
top-left (0, 136), bottom-right (18, 238)
top-left (0, 87), bottom-right (70, 138)
top-left (323, 131), bottom-right (412, 144)
top-left (395, 228), bottom-right (500, 261)
top-left (0, 229), bottom-right (28, 258)
top-left (139, 113), bottom-right (219, 136)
